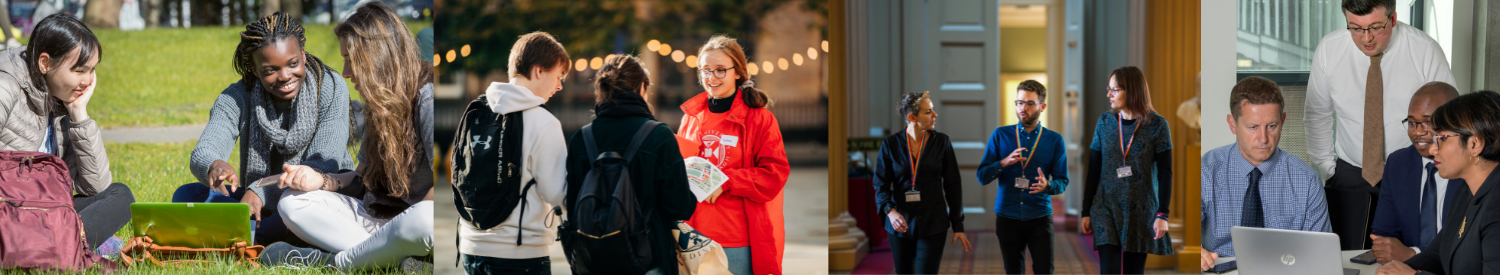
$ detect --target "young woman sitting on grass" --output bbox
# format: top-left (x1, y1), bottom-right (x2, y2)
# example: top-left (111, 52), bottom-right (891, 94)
top-left (0, 13), bottom-right (134, 255)
top-left (181, 11), bottom-right (354, 246)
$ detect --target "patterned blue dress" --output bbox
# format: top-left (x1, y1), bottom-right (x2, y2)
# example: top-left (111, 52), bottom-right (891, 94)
top-left (1088, 112), bottom-right (1174, 255)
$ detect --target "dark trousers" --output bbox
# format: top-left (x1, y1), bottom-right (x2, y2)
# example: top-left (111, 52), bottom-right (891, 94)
top-left (1329, 159), bottom-right (1382, 193)
top-left (72, 182), bottom-right (135, 249)
top-left (1096, 244), bottom-right (1146, 274)
top-left (462, 254), bottom-right (551, 275)
top-left (1329, 159), bottom-right (1380, 249)
top-left (996, 216), bottom-right (1054, 274)
top-left (890, 232), bottom-right (947, 274)
top-left (171, 183), bottom-right (296, 246)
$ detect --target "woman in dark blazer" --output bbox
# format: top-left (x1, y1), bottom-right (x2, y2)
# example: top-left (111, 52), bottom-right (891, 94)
top-left (1379, 90), bottom-right (1500, 275)
top-left (872, 91), bottom-right (971, 274)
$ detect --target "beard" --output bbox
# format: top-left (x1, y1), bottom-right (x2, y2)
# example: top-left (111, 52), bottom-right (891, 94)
top-left (1019, 112), bottom-right (1040, 126)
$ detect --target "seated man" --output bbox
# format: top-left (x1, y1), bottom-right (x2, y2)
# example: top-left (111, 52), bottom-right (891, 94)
top-left (1201, 76), bottom-right (1332, 271)
top-left (1368, 82), bottom-right (1466, 264)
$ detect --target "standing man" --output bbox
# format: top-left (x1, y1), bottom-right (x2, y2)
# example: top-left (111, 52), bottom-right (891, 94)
top-left (977, 80), bottom-right (1068, 274)
top-left (1367, 82), bottom-right (1467, 264)
top-left (1202, 76), bottom-right (1332, 271)
top-left (1305, 0), bottom-right (1454, 193)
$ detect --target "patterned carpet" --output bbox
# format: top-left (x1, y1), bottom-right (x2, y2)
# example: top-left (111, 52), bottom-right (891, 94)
top-left (845, 215), bottom-right (1186, 274)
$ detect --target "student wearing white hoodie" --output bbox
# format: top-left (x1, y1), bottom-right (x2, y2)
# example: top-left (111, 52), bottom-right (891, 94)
top-left (455, 31), bottom-right (571, 275)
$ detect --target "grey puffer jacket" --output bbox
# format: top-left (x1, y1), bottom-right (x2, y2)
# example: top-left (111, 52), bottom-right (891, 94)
top-left (0, 47), bottom-right (112, 196)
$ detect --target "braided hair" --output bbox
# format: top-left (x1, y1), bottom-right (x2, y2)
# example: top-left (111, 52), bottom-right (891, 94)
top-left (234, 12), bottom-right (331, 91)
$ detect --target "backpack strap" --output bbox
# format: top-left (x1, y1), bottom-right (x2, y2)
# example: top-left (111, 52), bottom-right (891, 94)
top-left (623, 121), bottom-right (664, 163)
top-left (581, 123), bottom-right (600, 163)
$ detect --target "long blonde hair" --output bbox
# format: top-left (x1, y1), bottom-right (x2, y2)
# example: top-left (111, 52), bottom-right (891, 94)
top-left (335, 1), bottom-right (432, 198)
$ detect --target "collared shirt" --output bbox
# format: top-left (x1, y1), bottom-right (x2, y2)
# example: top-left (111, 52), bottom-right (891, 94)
top-left (1202, 142), bottom-right (1332, 257)
top-left (976, 124), bottom-right (1068, 220)
top-left (1305, 21), bottom-right (1456, 178)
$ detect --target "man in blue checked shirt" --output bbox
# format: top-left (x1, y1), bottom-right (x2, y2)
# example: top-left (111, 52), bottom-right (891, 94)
top-left (977, 80), bottom-right (1067, 275)
top-left (1200, 76), bottom-right (1332, 271)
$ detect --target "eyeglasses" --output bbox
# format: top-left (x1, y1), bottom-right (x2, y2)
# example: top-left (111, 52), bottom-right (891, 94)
top-left (699, 67), bottom-right (736, 79)
top-left (1401, 118), bottom-right (1432, 131)
top-left (1107, 87), bottom-right (1122, 95)
top-left (1433, 134), bottom-right (1460, 148)
top-left (1014, 100), bottom-right (1043, 108)
top-left (1347, 17), bottom-right (1392, 38)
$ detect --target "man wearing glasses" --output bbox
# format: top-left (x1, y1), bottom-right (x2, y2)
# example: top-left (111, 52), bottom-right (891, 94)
top-left (1367, 82), bottom-right (1466, 264)
top-left (1304, 0), bottom-right (1454, 225)
top-left (976, 80), bottom-right (1067, 274)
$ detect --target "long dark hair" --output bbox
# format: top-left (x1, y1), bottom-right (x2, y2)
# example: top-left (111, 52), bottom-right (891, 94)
top-left (594, 54), bottom-right (650, 105)
top-left (26, 13), bottom-right (101, 115)
top-left (1109, 66), bottom-right (1155, 126)
top-left (234, 12), bottom-right (331, 91)
top-left (697, 35), bottom-right (770, 108)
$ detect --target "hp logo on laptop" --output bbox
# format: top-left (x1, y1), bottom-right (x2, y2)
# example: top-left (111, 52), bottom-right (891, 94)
top-left (1280, 254), bottom-right (1296, 265)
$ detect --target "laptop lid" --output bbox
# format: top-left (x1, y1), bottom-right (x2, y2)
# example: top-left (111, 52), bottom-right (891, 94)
top-left (129, 203), bottom-right (253, 248)
top-left (1230, 226), bottom-right (1345, 275)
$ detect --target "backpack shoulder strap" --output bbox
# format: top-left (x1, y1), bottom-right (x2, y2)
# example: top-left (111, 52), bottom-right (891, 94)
top-left (581, 123), bottom-right (599, 164)
top-left (623, 121), bottom-right (664, 163)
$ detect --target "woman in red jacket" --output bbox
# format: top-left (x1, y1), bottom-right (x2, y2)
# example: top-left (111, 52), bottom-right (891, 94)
top-left (680, 35), bottom-right (791, 275)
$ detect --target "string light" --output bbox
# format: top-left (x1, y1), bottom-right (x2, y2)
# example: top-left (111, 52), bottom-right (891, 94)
top-left (438, 39), bottom-right (825, 75)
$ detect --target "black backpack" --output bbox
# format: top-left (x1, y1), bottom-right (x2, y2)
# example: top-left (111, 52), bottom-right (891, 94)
top-left (562, 120), bottom-right (663, 275)
top-left (450, 95), bottom-right (537, 243)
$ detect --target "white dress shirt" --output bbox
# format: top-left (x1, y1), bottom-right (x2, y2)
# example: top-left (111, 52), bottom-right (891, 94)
top-left (1305, 22), bottom-right (1455, 178)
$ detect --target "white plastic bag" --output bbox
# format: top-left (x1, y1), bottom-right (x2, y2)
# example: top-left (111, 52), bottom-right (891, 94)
top-left (673, 221), bottom-right (732, 275)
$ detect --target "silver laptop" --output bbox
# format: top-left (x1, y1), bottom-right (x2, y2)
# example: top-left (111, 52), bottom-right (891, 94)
top-left (1231, 226), bottom-right (1359, 275)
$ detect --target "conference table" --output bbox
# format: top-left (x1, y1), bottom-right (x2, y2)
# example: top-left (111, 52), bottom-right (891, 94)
top-left (1202, 250), bottom-right (1382, 275)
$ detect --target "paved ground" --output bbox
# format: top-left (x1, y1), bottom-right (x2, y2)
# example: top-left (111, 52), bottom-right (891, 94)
top-left (436, 166), bottom-right (831, 274)
top-left (100, 123), bottom-right (207, 143)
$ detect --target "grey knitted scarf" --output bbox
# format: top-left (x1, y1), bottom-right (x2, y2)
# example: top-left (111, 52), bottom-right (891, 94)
top-left (243, 72), bottom-right (324, 184)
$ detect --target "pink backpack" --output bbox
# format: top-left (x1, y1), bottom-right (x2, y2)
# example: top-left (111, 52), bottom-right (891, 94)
top-left (0, 151), bottom-right (114, 272)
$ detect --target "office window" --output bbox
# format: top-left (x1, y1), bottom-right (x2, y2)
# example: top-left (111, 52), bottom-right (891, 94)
top-left (1236, 0), bottom-right (1345, 71)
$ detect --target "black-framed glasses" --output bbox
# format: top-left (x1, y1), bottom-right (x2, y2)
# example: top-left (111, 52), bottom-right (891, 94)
top-left (1014, 100), bottom-right (1043, 108)
top-left (1401, 118), bottom-right (1432, 131)
top-left (699, 67), bottom-right (736, 79)
top-left (1347, 16), bottom-right (1392, 37)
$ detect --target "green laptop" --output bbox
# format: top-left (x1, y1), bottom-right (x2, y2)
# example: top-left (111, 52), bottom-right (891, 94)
top-left (129, 203), bottom-right (253, 248)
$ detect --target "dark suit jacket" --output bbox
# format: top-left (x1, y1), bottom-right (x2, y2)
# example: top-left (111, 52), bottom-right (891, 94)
top-left (1373, 145), bottom-right (1467, 249)
top-left (1403, 166), bottom-right (1500, 275)
top-left (873, 129), bottom-right (965, 238)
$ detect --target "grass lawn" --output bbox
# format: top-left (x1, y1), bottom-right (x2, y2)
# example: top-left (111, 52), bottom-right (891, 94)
top-left (95, 141), bottom-right (397, 274)
top-left (88, 21), bottom-right (431, 128)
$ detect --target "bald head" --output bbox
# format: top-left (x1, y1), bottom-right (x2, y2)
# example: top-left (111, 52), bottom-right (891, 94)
top-left (1407, 81), bottom-right (1459, 158)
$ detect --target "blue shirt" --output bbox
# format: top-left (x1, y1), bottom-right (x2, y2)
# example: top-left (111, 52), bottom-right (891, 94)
top-left (977, 124), bottom-right (1068, 220)
top-left (1202, 142), bottom-right (1332, 257)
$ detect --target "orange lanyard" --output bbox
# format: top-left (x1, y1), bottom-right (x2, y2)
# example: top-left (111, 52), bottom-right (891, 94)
top-left (1017, 125), bottom-right (1042, 170)
top-left (1117, 114), bottom-right (1139, 162)
top-left (906, 130), bottom-right (928, 191)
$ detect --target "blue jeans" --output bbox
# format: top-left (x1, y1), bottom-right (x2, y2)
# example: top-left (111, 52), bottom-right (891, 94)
top-left (461, 254), bottom-right (550, 275)
top-left (723, 246), bottom-right (752, 275)
top-left (171, 183), bottom-right (293, 246)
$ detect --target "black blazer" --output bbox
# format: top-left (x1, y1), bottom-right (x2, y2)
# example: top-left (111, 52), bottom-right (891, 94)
top-left (1403, 166), bottom-right (1500, 275)
top-left (1372, 145), bottom-right (1467, 249)
top-left (872, 129), bottom-right (964, 238)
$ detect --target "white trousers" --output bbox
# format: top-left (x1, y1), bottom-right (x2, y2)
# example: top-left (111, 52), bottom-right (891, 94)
top-left (280, 190), bottom-right (433, 270)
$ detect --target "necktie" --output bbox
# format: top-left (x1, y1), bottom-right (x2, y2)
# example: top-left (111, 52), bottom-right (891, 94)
top-left (1242, 168), bottom-right (1265, 228)
top-left (1363, 54), bottom-right (1386, 186)
top-left (1420, 163), bottom-right (1438, 247)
